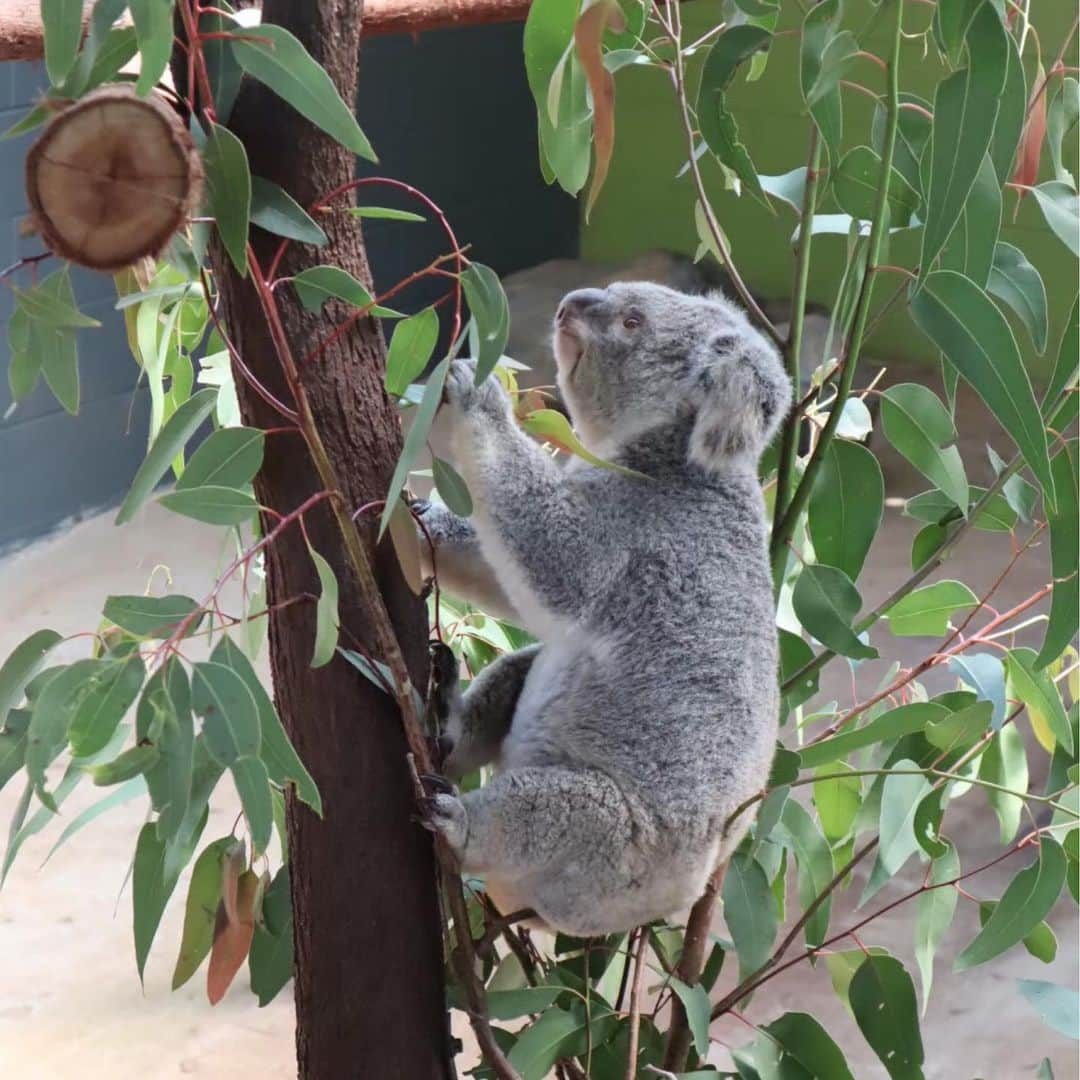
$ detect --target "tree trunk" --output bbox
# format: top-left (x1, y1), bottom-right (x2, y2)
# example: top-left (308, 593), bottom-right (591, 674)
top-left (201, 2), bottom-right (450, 1075)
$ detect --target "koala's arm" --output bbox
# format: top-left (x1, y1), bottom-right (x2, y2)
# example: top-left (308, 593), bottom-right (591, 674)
top-left (413, 501), bottom-right (521, 623)
top-left (443, 643), bottom-right (541, 778)
top-left (440, 361), bottom-right (605, 621)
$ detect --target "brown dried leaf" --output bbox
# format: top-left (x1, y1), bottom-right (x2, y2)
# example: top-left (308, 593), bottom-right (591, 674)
top-left (388, 497), bottom-right (423, 595)
top-left (219, 840), bottom-right (247, 925)
top-left (1013, 63), bottom-right (1048, 191)
top-left (207, 868), bottom-right (258, 1005)
top-left (574, 0), bottom-right (621, 220)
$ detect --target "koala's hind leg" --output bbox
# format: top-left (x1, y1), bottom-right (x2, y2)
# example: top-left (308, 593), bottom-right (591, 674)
top-left (443, 644), bottom-right (542, 778)
top-left (425, 765), bottom-right (654, 934)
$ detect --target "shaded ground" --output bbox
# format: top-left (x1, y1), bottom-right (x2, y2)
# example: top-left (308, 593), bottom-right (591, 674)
top-left (0, 365), bottom-right (1075, 1078)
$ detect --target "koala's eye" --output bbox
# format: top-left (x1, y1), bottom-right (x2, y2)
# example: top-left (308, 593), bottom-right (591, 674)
top-left (623, 315), bottom-right (642, 330)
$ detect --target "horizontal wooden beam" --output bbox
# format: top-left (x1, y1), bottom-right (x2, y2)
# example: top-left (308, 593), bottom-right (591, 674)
top-left (0, 0), bottom-right (533, 63)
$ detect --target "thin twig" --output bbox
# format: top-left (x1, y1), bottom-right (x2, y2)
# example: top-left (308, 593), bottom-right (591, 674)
top-left (624, 927), bottom-right (649, 1080)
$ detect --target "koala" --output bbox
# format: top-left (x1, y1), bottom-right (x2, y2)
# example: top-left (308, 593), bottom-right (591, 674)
top-left (415, 282), bottom-right (791, 936)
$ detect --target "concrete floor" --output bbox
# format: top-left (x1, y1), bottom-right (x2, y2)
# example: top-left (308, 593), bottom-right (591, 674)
top-left (0, 371), bottom-right (1076, 1078)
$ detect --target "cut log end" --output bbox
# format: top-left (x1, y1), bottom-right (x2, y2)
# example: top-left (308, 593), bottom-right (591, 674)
top-left (25, 85), bottom-right (202, 272)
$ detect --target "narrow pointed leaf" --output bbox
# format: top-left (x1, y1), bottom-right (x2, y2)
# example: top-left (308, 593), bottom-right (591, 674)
top-left (915, 840), bottom-right (960, 1013)
top-left (103, 594), bottom-right (203, 639)
top-left (249, 176), bottom-right (327, 245)
top-left (175, 427), bottom-right (265, 491)
top-left (172, 837), bottom-right (239, 989)
top-left (308, 548), bottom-right (339, 669)
top-left (191, 661), bottom-right (261, 766)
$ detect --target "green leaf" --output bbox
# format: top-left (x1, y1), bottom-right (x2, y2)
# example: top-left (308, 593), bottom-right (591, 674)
top-left (25, 660), bottom-right (108, 809)
top-left (697, 27), bottom-right (772, 209)
top-left (116, 387), bottom-right (218, 524)
top-left (292, 265), bottom-right (373, 313)
top-left (385, 306), bottom-right (439, 397)
top-left (43, 777), bottom-right (146, 864)
top-left (191, 661), bottom-right (261, 766)
top-left (202, 122), bottom-right (252, 277)
top-left (175, 427), bottom-right (265, 492)
top-left (158, 485), bottom-right (259, 526)
top-left (211, 637), bottom-right (320, 814)
top-left (940, 152), bottom-right (1000, 288)
top-left (133, 819), bottom-right (184, 981)
top-left (172, 836), bottom-right (238, 989)
top-left (1016, 979), bottom-right (1080, 1040)
top-left (914, 839), bottom-right (960, 1013)
top-left (925, 699), bottom-right (992, 752)
top-left (808, 438), bottom-right (883, 582)
top-left (934, 0), bottom-right (981, 66)
top-left (777, 799), bottom-right (833, 948)
top-left (163, 738), bottom-right (224, 882)
top-left (668, 976), bottom-right (711, 1059)
top-left (977, 903), bottom-right (1057, 964)
top-left (379, 358), bottom-right (451, 537)
top-left (1006, 648), bottom-right (1073, 755)
top-left (883, 580), bottom-right (977, 637)
top-left (103, 594), bottom-right (203, 639)
top-left (880, 382), bottom-right (969, 511)
top-left (956, 837), bottom-right (1067, 971)
top-left (799, 702), bottom-right (950, 770)
top-left (249, 865), bottom-right (293, 1005)
top-left (432, 457), bottom-right (473, 517)
top-left (1047, 78), bottom-right (1080, 186)
top-left (250, 176), bottom-right (327, 246)
top-left (229, 23), bottom-right (376, 160)
top-left (980, 722), bottom-right (1028, 844)
top-left (0, 629), bottom-right (62, 723)
top-left (14, 272), bottom-right (100, 330)
top-left (7, 305), bottom-right (39, 403)
top-left (524, 0), bottom-right (592, 196)
top-left (990, 27), bottom-right (1026, 183)
top-left (461, 263), bottom-right (510, 382)
top-left (230, 755), bottom-right (273, 854)
top-left (1037, 441), bottom-right (1079, 668)
top-left (90, 744), bottom-right (161, 786)
top-left (834, 146), bottom-right (919, 224)
top-left (507, 1003), bottom-right (616, 1080)
top-left (308, 548), bottom-right (340, 669)
top-left (129, 0), bottom-right (172, 96)
top-left (878, 761), bottom-right (933, 880)
top-left (1045, 294), bottom-right (1078, 416)
top-left (800, 0), bottom-right (847, 170)
top-left (349, 206), bottom-right (425, 222)
top-left (780, 629), bottom-right (819, 710)
top-left (41, 0), bottom-right (84, 85)
top-left (987, 242), bottom-right (1048, 353)
top-left (722, 851), bottom-right (777, 979)
top-left (813, 764), bottom-right (861, 844)
top-left (1031, 182), bottom-right (1080, 257)
top-left (792, 563), bottom-right (877, 661)
top-left (849, 954), bottom-right (925, 1080)
top-left (763, 1012), bottom-right (854, 1080)
top-left (198, 5), bottom-right (244, 120)
top-left (472, 986), bottom-right (563, 1020)
top-left (904, 485), bottom-right (1015, 532)
top-left (68, 654), bottom-right (146, 757)
top-left (919, 4), bottom-right (1007, 276)
top-left (911, 271), bottom-right (1054, 509)
top-left (760, 167), bottom-right (807, 212)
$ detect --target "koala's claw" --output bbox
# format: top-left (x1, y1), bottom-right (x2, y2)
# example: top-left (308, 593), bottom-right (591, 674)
top-left (416, 788), bottom-right (468, 852)
top-left (418, 772), bottom-right (457, 797)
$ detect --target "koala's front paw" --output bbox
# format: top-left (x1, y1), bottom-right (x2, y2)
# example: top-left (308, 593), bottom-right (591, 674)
top-left (417, 780), bottom-right (468, 856)
top-left (443, 358), bottom-right (510, 421)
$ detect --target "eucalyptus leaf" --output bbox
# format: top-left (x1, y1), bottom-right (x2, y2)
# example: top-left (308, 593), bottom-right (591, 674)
top-left (309, 548), bottom-right (340, 669)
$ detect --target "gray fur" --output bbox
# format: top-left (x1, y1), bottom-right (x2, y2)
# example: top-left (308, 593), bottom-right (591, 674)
top-left (416, 282), bottom-right (791, 935)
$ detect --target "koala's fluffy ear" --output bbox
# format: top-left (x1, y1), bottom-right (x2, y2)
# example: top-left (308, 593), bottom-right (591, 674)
top-left (688, 329), bottom-right (792, 471)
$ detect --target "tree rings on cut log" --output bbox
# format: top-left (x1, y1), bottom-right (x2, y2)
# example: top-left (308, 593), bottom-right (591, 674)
top-left (25, 85), bottom-right (202, 271)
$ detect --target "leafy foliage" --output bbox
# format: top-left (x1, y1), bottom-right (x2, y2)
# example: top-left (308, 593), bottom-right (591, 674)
top-left (4, 0), bottom-right (1076, 1074)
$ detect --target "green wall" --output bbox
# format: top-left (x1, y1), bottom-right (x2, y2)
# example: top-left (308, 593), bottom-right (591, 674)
top-left (582, 0), bottom-right (1078, 376)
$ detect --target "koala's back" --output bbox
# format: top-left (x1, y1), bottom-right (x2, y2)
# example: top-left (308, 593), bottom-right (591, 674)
top-left (502, 464), bottom-right (779, 839)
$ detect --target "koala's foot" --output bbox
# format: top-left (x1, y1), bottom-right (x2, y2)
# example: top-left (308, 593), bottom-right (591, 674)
top-left (416, 777), bottom-right (468, 855)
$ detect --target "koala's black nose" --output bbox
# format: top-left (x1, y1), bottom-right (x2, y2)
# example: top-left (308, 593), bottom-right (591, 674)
top-left (556, 288), bottom-right (606, 324)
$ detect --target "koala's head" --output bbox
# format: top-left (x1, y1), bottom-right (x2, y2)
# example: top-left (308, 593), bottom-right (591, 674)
top-left (551, 282), bottom-right (791, 471)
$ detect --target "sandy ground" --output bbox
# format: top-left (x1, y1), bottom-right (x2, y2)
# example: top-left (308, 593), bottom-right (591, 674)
top-left (0, 370), bottom-right (1077, 1078)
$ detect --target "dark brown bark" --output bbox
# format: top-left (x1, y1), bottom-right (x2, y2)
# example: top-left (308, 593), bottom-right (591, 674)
top-left (197, 2), bottom-right (449, 1075)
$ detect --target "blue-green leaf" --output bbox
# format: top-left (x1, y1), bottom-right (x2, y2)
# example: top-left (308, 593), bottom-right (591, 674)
top-left (1031, 182), bottom-right (1080, 257)
top-left (919, 4), bottom-right (1008, 276)
top-left (116, 388), bottom-right (218, 524)
top-left (292, 265), bottom-right (373, 313)
top-left (176, 427), bottom-right (265, 492)
top-left (1036, 441), bottom-right (1079, 668)
top-left (883, 580), bottom-right (977, 637)
top-left (250, 176), bottom-right (327, 246)
top-left (1017, 979), bottom-right (1080, 1041)
top-left (987, 242), bottom-right (1048, 353)
top-left (230, 755), bottom-right (273, 854)
top-left (461, 263), bottom-right (510, 383)
top-left (129, 0), bottom-right (173, 96)
top-left (880, 382), bottom-right (969, 512)
top-left (850, 953), bottom-right (925, 1079)
top-left (229, 23), bottom-right (376, 160)
top-left (385, 307), bottom-right (439, 397)
top-left (158, 485), bottom-right (259, 526)
top-left (0, 630), bottom-right (62, 723)
top-left (792, 563), bottom-right (877, 661)
top-left (41, 0), bottom-right (84, 85)
top-left (309, 548), bottom-right (339, 669)
top-left (914, 839), bottom-right (960, 1013)
top-left (191, 661), bottom-right (261, 766)
top-left (103, 594), bottom-right (203, 639)
top-left (432, 457), bottom-right (473, 517)
top-left (202, 122), bottom-right (252, 277)
top-left (722, 851), bottom-right (777, 978)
